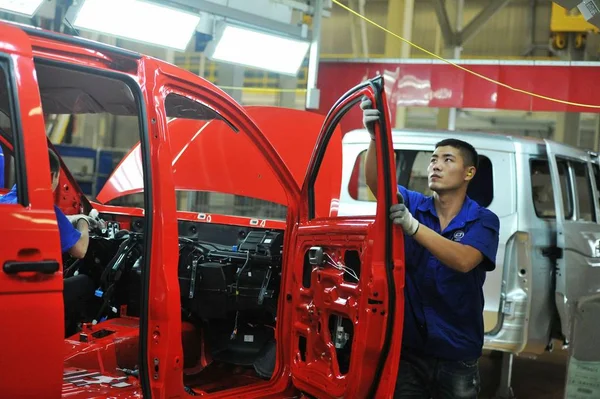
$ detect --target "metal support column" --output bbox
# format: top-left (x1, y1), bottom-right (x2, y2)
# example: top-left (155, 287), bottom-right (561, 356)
top-left (435, 0), bottom-right (462, 130)
top-left (595, 115), bottom-right (600, 152)
top-left (433, 0), bottom-right (511, 131)
top-left (384, 0), bottom-right (414, 128)
top-left (384, 0), bottom-right (405, 58)
top-left (306, 0), bottom-right (323, 110)
top-left (495, 352), bottom-right (516, 399)
top-left (165, 49), bottom-right (175, 64)
top-left (219, 63), bottom-right (245, 103)
top-left (358, 0), bottom-right (369, 57)
top-left (397, 0), bottom-right (414, 128)
top-left (349, 0), bottom-right (360, 57)
top-left (555, 34), bottom-right (583, 147)
top-left (279, 75), bottom-right (298, 109)
top-left (555, 112), bottom-right (582, 147)
top-left (447, 0), bottom-right (464, 130)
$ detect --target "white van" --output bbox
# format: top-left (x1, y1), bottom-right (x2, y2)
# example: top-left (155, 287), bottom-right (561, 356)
top-left (339, 128), bottom-right (600, 394)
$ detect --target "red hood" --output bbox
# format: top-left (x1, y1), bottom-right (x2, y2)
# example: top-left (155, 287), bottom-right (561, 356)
top-left (97, 107), bottom-right (342, 216)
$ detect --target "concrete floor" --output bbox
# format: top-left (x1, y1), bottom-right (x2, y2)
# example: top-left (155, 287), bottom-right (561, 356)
top-left (479, 349), bottom-right (567, 399)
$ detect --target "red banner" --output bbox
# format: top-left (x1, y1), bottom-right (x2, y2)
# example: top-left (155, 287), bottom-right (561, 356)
top-left (316, 60), bottom-right (600, 133)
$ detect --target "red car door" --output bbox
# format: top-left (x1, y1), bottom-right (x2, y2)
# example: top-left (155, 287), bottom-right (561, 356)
top-left (0, 24), bottom-right (64, 398)
top-left (136, 57), bottom-right (308, 398)
top-left (285, 77), bottom-right (405, 398)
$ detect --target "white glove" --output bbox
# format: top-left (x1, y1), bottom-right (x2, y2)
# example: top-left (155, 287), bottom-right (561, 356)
top-left (360, 97), bottom-right (380, 140)
top-left (67, 214), bottom-right (99, 230)
top-left (389, 192), bottom-right (419, 236)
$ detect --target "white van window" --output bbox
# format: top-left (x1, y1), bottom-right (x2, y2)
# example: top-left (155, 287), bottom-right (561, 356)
top-left (593, 164), bottom-right (600, 204)
top-left (530, 159), bottom-right (573, 219)
top-left (349, 150), bottom-right (494, 207)
top-left (572, 161), bottom-right (596, 222)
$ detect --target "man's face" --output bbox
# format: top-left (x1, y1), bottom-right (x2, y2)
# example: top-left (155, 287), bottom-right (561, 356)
top-left (427, 145), bottom-right (474, 193)
top-left (51, 171), bottom-right (59, 192)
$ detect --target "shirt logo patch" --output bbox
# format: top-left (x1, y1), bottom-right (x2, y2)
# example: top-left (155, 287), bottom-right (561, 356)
top-left (453, 231), bottom-right (465, 242)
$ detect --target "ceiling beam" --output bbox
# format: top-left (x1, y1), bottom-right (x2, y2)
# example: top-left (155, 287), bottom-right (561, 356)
top-left (458, 0), bottom-right (511, 46)
top-left (431, 0), bottom-right (458, 47)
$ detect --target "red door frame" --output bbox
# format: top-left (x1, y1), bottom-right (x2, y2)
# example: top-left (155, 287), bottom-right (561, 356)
top-left (0, 24), bottom-right (64, 399)
top-left (137, 58), bottom-right (303, 398)
top-left (286, 77), bottom-right (405, 398)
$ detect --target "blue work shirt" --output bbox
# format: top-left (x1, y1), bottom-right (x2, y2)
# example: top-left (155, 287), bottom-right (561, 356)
top-left (398, 185), bottom-right (500, 361)
top-left (0, 185), bottom-right (81, 253)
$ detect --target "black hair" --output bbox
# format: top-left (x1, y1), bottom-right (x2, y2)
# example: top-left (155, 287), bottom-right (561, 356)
top-left (48, 148), bottom-right (60, 176)
top-left (435, 138), bottom-right (478, 168)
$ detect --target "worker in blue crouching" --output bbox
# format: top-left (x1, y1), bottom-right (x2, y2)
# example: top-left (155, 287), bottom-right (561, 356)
top-left (361, 97), bottom-right (500, 399)
top-left (0, 148), bottom-right (98, 336)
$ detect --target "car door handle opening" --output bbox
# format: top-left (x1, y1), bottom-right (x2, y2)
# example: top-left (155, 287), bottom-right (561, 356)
top-left (3, 260), bottom-right (60, 275)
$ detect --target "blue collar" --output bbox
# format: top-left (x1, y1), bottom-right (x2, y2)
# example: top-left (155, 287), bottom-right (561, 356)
top-left (417, 194), bottom-right (479, 233)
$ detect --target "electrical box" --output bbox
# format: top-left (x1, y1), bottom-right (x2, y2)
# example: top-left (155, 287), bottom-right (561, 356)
top-left (553, 0), bottom-right (600, 30)
top-left (579, 0), bottom-right (600, 27)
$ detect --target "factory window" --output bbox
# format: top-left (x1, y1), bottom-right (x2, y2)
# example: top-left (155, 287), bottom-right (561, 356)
top-left (593, 163), bottom-right (600, 205)
top-left (33, 61), bottom-right (142, 202)
top-left (530, 159), bottom-right (573, 219)
top-left (572, 161), bottom-right (596, 222)
top-left (348, 150), bottom-right (494, 208)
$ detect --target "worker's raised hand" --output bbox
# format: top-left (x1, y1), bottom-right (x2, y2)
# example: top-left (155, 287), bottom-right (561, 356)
top-left (389, 194), bottom-right (419, 236)
top-left (360, 96), bottom-right (380, 140)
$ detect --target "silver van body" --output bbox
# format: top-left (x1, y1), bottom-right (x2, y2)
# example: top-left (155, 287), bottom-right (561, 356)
top-left (339, 129), bottom-right (600, 358)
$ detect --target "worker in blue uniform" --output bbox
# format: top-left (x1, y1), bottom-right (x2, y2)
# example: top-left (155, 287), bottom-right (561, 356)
top-left (361, 98), bottom-right (500, 399)
top-left (0, 148), bottom-right (98, 256)
top-left (0, 148), bottom-right (98, 336)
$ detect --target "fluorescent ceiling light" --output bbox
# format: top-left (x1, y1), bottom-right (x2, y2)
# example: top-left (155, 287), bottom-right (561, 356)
top-left (73, 0), bottom-right (200, 51)
top-left (0, 0), bottom-right (44, 17)
top-left (208, 24), bottom-right (310, 76)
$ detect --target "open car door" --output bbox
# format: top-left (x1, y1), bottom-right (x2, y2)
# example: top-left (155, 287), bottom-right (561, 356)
top-left (545, 140), bottom-right (600, 397)
top-left (287, 77), bottom-right (405, 398)
top-left (0, 24), bottom-right (64, 398)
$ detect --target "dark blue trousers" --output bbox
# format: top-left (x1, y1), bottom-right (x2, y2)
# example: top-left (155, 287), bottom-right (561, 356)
top-left (394, 350), bottom-right (481, 399)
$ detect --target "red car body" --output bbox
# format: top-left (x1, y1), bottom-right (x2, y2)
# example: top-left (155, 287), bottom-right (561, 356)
top-left (0, 21), bottom-right (406, 399)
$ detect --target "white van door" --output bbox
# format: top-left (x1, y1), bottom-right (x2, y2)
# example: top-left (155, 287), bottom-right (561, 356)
top-left (545, 140), bottom-right (600, 397)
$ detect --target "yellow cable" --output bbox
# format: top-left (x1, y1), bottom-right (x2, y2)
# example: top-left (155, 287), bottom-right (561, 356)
top-left (332, 0), bottom-right (600, 109)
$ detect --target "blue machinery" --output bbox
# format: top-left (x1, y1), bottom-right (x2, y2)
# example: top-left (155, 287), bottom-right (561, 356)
top-left (54, 144), bottom-right (128, 199)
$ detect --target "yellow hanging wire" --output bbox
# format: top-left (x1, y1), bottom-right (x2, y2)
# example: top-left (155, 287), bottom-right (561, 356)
top-left (332, 0), bottom-right (600, 109)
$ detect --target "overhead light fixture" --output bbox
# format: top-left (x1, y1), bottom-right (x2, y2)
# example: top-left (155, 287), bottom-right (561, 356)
top-left (0, 0), bottom-right (44, 17)
top-left (206, 23), bottom-right (310, 76)
top-left (73, 0), bottom-right (201, 51)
